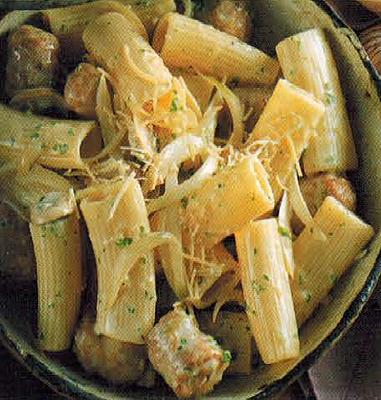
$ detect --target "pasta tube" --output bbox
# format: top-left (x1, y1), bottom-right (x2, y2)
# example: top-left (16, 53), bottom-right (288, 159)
top-left (43, 0), bottom-right (147, 61)
top-left (247, 79), bottom-right (325, 147)
top-left (80, 177), bottom-right (156, 344)
top-left (0, 104), bottom-right (96, 170)
top-left (154, 168), bottom-right (188, 299)
top-left (235, 218), bottom-right (300, 364)
top-left (0, 164), bottom-right (74, 224)
top-left (30, 214), bottom-right (83, 352)
top-left (123, 0), bottom-right (176, 36)
top-left (291, 196), bottom-right (374, 326)
top-left (276, 28), bottom-right (358, 175)
top-left (248, 79), bottom-right (325, 201)
top-left (152, 13), bottom-right (279, 85)
top-left (83, 12), bottom-right (172, 112)
top-left (183, 155), bottom-right (274, 248)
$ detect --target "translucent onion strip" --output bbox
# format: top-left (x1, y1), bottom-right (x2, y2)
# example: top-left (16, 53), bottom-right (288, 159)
top-left (147, 155), bottom-right (219, 214)
top-left (278, 191), bottom-right (295, 278)
top-left (108, 232), bottom-right (180, 309)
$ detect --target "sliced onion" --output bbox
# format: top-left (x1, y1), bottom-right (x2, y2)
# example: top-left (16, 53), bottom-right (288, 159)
top-left (107, 232), bottom-right (180, 309)
top-left (147, 155), bottom-right (219, 214)
top-left (204, 76), bottom-right (245, 148)
top-left (278, 191), bottom-right (295, 278)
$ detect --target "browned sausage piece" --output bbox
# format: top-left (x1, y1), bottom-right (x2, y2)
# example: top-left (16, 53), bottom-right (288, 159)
top-left (0, 202), bottom-right (36, 283)
top-left (300, 173), bottom-right (356, 216)
top-left (5, 25), bottom-right (60, 97)
top-left (146, 307), bottom-right (231, 398)
top-left (64, 63), bottom-right (101, 119)
top-left (74, 317), bottom-right (148, 384)
top-left (209, 0), bottom-right (252, 42)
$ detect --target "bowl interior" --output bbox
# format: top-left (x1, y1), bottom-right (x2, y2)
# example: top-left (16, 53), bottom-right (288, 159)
top-left (1, 0), bottom-right (381, 399)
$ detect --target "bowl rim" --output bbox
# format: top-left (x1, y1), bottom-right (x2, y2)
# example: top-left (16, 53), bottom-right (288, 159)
top-left (1, 0), bottom-right (381, 399)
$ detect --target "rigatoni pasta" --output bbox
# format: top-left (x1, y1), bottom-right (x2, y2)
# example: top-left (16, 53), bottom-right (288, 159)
top-left (0, 2), bottom-right (377, 399)
top-left (183, 155), bottom-right (274, 248)
top-left (152, 12), bottom-right (280, 85)
top-left (276, 28), bottom-right (358, 175)
top-left (247, 78), bottom-right (325, 201)
top-left (291, 196), bottom-right (374, 326)
top-left (0, 103), bottom-right (96, 170)
top-left (43, 0), bottom-right (147, 61)
top-left (235, 218), bottom-right (299, 364)
top-left (30, 213), bottom-right (83, 351)
top-left (80, 177), bottom-right (156, 344)
top-left (0, 164), bottom-right (74, 223)
top-left (83, 12), bottom-right (172, 113)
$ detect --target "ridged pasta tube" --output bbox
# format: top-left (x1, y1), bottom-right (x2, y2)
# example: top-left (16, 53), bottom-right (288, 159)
top-left (152, 13), bottom-right (279, 85)
top-left (276, 28), bottom-right (358, 175)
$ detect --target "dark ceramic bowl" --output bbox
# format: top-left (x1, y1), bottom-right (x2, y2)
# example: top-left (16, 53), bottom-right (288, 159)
top-left (1, 0), bottom-right (381, 399)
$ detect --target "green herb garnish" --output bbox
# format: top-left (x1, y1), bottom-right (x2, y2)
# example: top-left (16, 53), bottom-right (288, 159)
top-left (170, 96), bottom-right (180, 112)
top-left (223, 350), bottom-right (232, 363)
top-left (178, 337), bottom-right (188, 351)
top-left (127, 306), bottom-right (136, 314)
top-left (303, 291), bottom-right (312, 303)
top-left (116, 237), bottom-right (133, 247)
top-left (252, 280), bottom-right (265, 294)
top-left (278, 226), bottom-right (292, 240)
top-left (52, 143), bottom-right (69, 154)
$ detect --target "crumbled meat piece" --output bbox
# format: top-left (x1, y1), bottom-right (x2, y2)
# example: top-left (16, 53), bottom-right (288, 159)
top-left (146, 307), bottom-right (230, 398)
top-left (64, 63), bottom-right (101, 119)
top-left (74, 317), bottom-right (148, 384)
top-left (209, 0), bottom-right (252, 42)
top-left (5, 25), bottom-right (60, 97)
top-left (0, 202), bottom-right (35, 282)
top-left (300, 173), bottom-right (356, 216)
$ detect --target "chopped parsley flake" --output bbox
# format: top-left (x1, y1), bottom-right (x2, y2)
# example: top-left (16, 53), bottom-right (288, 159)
top-left (53, 143), bottom-right (69, 154)
top-left (223, 350), bottom-right (232, 363)
top-left (116, 237), bottom-right (133, 247)
top-left (127, 306), bottom-right (136, 314)
top-left (170, 96), bottom-right (180, 112)
top-left (144, 290), bottom-right (154, 300)
top-left (183, 366), bottom-right (195, 376)
top-left (263, 274), bottom-right (271, 282)
top-left (252, 280), bottom-right (265, 294)
top-left (303, 291), bottom-right (312, 303)
top-left (178, 337), bottom-right (188, 351)
top-left (67, 127), bottom-right (75, 136)
top-left (36, 192), bottom-right (61, 212)
top-left (29, 131), bottom-right (40, 140)
top-left (278, 226), bottom-right (292, 240)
